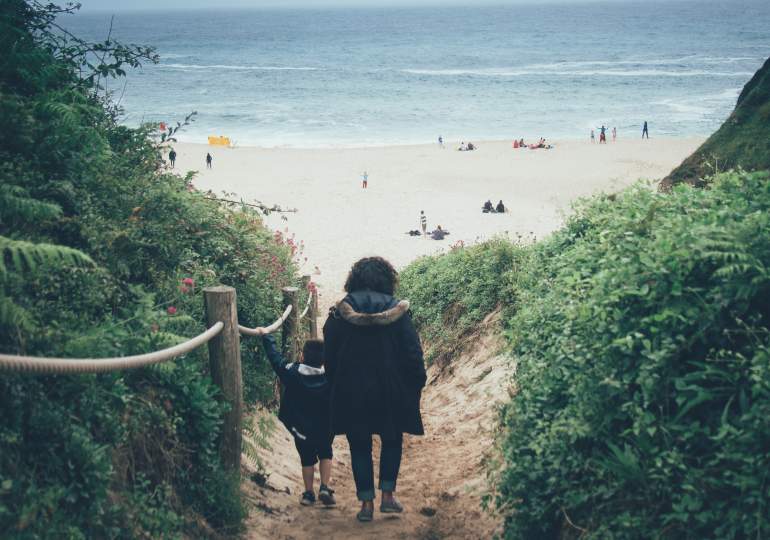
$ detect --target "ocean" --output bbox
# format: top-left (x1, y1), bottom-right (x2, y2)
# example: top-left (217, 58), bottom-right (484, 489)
top-left (65, 0), bottom-right (770, 147)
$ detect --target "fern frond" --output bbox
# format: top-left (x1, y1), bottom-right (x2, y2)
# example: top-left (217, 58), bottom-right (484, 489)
top-left (0, 184), bottom-right (62, 224)
top-left (0, 235), bottom-right (93, 279)
top-left (0, 295), bottom-right (33, 331)
top-left (242, 414), bottom-right (275, 471)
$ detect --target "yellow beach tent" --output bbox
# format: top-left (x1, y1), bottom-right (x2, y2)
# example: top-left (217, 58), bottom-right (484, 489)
top-left (207, 135), bottom-right (231, 146)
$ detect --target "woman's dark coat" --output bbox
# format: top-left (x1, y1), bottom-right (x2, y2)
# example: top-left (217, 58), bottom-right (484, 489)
top-left (323, 290), bottom-right (427, 440)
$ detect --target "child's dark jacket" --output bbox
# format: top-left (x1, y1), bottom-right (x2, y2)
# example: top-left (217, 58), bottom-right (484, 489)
top-left (261, 334), bottom-right (331, 443)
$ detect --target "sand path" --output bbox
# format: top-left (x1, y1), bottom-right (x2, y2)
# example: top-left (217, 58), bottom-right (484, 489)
top-left (243, 314), bottom-right (507, 539)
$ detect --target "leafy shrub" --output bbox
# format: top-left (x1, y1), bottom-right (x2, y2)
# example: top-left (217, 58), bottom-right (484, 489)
top-left (495, 171), bottom-right (770, 538)
top-left (0, 1), bottom-right (296, 537)
top-left (398, 238), bottom-right (522, 364)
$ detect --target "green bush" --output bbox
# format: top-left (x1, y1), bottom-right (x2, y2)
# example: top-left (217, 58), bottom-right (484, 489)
top-left (399, 170), bottom-right (770, 538)
top-left (0, 2), bottom-right (296, 537)
top-left (398, 238), bottom-right (522, 364)
top-left (496, 171), bottom-right (770, 538)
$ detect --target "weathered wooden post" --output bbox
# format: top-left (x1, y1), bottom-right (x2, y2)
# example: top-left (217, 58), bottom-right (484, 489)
top-left (281, 286), bottom-right (300, 363)
top-left (203, 286), bottom-right (243, 479)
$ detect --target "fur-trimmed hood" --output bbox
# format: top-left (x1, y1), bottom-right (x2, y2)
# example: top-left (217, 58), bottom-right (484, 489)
top-left (333, 290), bottom-right (410, 326)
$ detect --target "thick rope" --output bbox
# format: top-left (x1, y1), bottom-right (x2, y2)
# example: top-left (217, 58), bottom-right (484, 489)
top-left (299, 293), bottom-right (313, 319)
top-left (238, 304), bottom-right (292, 337)
top-left (0, 322), bottom-right (224, 375)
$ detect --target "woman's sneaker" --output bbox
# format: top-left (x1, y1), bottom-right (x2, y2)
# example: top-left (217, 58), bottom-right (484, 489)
top-left (380, 497), bottom-right (404, 513)
top-left (300, 491), bottom-right (316, 506)
top-left (356, 506), bottom-right (374, 522)
top-left (318, 484), bottom-right (336, 507)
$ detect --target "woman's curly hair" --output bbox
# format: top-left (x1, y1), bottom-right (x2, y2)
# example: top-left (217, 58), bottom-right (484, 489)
top-left (344, 256), bottom-right (398, 295)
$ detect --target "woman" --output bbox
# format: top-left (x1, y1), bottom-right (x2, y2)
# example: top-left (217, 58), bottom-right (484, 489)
top-left (323, 256), bottom-right (426, 522)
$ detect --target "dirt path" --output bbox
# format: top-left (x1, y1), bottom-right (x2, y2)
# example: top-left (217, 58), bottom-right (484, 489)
top-left (242, 314), bottom-right (509, 539)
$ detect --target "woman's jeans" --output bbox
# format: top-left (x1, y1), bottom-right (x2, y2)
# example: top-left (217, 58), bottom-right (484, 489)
top-left (346, 433), bottom-right (403, 501)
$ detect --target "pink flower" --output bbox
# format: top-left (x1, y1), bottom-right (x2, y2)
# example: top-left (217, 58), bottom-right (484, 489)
top-left (182, 277), bottom-right (194, 286)
top-left (167, 306), bottom-right (177, 315)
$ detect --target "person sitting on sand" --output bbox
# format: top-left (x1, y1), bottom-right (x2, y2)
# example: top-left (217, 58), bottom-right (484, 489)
top-left (260, 334), bottom-right (336, 508)
top-left (467, 142), bottom-right (476, 151)
top-left (496, 200), bottom-right (506, 213)
top-left (513, 140), bottom-right (519, 149)
top-left (482, 200), bottom-right (494, 213)
top-left (519, 138), bottom-right (525, 147)
top-left (431, 225), bottom-right (449, 240)
top-left (458, 142), bottom-right (467, 151)
top-left (323, 257), bottom-right (426, 522)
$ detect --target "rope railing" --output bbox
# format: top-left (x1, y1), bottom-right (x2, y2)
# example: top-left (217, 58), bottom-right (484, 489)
top-left (238, 304), bottom-right (293, 337)
top-left (299, 292), bottom-right (313, 319)
top-left (0, 322), bottom-right (224, 375)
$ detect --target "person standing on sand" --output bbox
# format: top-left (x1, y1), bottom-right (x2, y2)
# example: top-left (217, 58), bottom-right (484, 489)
top-left (590, 129), bottom-right (595, 143)
top-left (642, 121), bottom-right (649, 139)
top-left (206, 152), bottom-right (213, 169)
top-left (420, 210), bottom-right (427, 236)
top-left (598, 125), bottom-right (608, 144)
top-left (323, 257), bottom-right (426, 523)
top-left (362, 171), bottom-right (368, 189)
top-left (168, 148), bottom-right (176, 168)
top-left (438, 135), bottom-right (444, 148)
top-left (612, 127), bottom-right (617, 142)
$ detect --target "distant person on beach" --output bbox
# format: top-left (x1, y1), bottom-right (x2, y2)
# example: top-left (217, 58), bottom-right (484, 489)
top-left (438, 135), bottom-right (444, 148)
top-left (458, 141), bottom-right (466, 151)
top-left (259, 335), bottom-right (336, 508)
top-left (598, 126), bottom-right (608, 144)
top-left (612, 127), bottom-right (617, 142)
top-left (496, 200), bottom-right (506, 213)
top-left (361, 171), bottom-right (368, 189)
top-left (323, 257), bottom-right (426, 523)
top-left (420, 210), bottom-right (427, 236)
top-left (168, 148), bottom-right (176, 168)
top-left (482, 200), bottom-right (494, 213)
top-left (430, 225), bottom-right (449, 240)
top-left (206, 152), bottom-right (213, 169)
top-left (590, 130), bottom-right (595, 143)
top-left (642, 121), bottom-right (649, 139)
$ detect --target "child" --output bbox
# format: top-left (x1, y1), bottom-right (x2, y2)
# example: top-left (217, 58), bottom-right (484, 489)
top-left (261, 334), bottom-right (335, 507)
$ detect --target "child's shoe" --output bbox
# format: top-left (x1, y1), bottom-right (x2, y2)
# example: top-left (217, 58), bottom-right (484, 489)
top-left (319, 484), bottom-right (336, 507)
top-left (300, 491), bottom-right (316, 506)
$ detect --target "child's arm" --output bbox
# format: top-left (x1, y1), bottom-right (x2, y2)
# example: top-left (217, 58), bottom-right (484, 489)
top-left (260, 334), bottom-right (292, 385)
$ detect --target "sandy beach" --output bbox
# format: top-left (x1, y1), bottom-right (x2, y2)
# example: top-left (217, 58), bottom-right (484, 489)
top-left (174, 138), bottom-right (702, 310)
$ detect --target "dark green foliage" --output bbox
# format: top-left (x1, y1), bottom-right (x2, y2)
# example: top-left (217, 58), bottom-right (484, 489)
top-left (663, 56), bottom-right (770, 187)
top-left (499, 171), bottom-right (770, 538)
top-left (398, 238), bottom-right (522, 364)
top-left (399, 171), bottom-right (770, 539)
top-left (1, 1), bottom-right (295, 537)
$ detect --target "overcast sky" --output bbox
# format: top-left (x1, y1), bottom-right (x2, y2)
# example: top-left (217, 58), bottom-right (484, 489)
top-left (78, 0), bottom-right (669, 12)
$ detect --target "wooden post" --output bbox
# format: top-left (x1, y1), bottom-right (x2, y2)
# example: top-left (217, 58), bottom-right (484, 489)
top-left (310, 285), bottom-right (319, 339)
top-left (203, 286), bottom-right (243, 479)
top-left (281, 286), bottom-right (300, 363)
